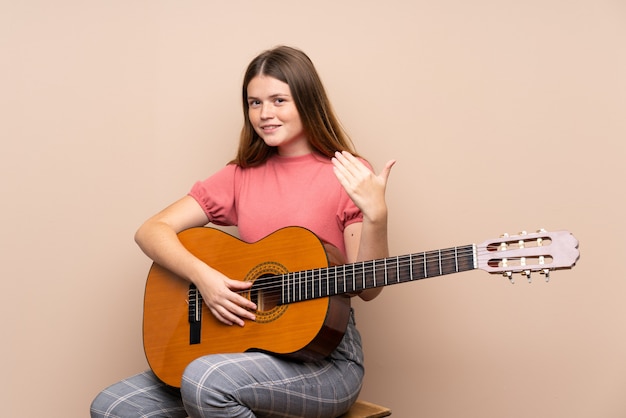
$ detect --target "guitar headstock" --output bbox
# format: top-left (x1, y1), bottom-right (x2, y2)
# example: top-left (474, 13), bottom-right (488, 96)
top-left (476, 229), bottom-right (579, 283)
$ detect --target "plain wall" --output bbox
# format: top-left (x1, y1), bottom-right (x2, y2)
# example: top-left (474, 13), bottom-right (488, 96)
top-left (2, 1), bottom-right (625, 416)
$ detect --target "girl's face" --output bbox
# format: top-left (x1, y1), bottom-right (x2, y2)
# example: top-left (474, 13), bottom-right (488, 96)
top-left (246, 75), bottom-right (311, 156)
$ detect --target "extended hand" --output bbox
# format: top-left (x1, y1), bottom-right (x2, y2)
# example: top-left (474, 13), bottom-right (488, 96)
top-left (332, 151), bottom-right (395, 222)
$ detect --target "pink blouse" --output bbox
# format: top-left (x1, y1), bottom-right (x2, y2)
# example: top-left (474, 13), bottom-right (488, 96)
top-left (189, 153), bottom-right (365, 257)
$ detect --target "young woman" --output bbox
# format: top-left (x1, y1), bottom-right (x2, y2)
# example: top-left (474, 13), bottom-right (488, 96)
top-left (91, 45), bottom-right (395, 418)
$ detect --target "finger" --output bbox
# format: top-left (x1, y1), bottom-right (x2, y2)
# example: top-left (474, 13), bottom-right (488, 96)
top-left (379, 159), bottom-right (396, 182)
top-left (228, 278), bottom-right (253, 290)
top-left (223, 285), bottom-right (257, 321)
top-left (226, 279), bottom-right (257, 310)
top-left (212, 300), bottom-right (255, 327)
top-left (331, 151), bottom-right (348, 174)
top-left (209, 306), bottom-right (236, 326)
top-left (333, 153), bottom-right (369, 190)
top-left (335, 151), bottom-right (368, 175)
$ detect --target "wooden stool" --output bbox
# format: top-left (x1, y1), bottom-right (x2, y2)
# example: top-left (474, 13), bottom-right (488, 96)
top-left (339, 400), bottom-right (391, 418)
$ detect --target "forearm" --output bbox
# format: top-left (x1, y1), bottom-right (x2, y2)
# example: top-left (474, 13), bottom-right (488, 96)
top-left (135, 220), bottom-right (212, 284)
top-left (357, 212), bottom-right (389, 301)
top-left (356, 206), bottom-right (389, 261)
top-left (134, 195), bottom-right (215, 285)
top-left (343, 208), bottom-right (390, 301)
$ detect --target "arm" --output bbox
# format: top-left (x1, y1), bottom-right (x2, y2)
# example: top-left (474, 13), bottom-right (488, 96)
top-left (332, 151), bottom-right (396, 301)
top-left (134, 195), bottom-right (257, 326)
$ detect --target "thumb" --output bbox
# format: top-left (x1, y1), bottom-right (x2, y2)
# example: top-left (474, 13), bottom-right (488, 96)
top-left (379, 159), bottom-right (396, 182)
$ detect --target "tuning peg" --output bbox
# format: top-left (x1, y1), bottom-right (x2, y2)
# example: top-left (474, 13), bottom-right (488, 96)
top-left (522, 269), bottom-right (532, 283)
top-left (503, 271), bottom-right (514, 284)
top-left (541, 268), bottom-right (551, 282)
top-left (537, 228), bottom-right (547, 233)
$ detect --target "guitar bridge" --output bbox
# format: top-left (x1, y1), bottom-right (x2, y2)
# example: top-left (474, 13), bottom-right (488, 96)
top-left (188, 284), bottom-right (202, 345)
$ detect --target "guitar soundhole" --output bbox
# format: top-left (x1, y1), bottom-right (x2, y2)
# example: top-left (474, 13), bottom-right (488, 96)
top-left (250, 274), bottom-right (280, 310)
top-left (245, 262), bottom-right (289, 324)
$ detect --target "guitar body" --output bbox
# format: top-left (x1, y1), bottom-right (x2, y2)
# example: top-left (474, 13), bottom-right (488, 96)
top-left (143, 226), bottom-right (351, 388)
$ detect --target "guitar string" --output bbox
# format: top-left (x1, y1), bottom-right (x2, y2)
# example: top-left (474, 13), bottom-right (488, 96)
top-left (219, 245), bottom-right (544, 300)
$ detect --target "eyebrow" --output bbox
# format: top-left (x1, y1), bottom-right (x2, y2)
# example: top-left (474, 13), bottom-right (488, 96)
top-left (247, 93), bottom-right (291, 101)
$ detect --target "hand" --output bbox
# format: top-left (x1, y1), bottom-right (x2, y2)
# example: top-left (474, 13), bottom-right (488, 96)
top-left (193, 268), bottom-right (257, 327)
top-left (332, 151), bottom-right (395, 222)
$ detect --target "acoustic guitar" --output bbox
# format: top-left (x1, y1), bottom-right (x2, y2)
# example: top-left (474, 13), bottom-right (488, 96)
top-left (143, 226), bottom-right (579, 387)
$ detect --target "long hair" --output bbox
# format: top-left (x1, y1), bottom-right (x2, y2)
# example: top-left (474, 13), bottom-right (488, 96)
top-left (232, 46), bottom-right (358, 167)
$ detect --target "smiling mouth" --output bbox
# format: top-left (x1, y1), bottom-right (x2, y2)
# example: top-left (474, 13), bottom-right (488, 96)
top-left (261, 125), bottom-right (281, 132)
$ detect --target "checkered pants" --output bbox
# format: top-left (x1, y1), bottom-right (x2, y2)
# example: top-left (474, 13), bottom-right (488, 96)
top-left (90, 310), bottom-right (364, 418)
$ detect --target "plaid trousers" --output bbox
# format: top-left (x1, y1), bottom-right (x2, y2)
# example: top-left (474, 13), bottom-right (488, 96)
top-left (90, 310), bottom-right (364, 418)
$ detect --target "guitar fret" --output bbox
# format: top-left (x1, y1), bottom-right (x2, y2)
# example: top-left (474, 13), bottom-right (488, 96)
top-left (396, 256), bottom-right (400, 283)
top-left (438, 249), bottom-right (442, 276)
top-left (304, 270), bottom-right (308, 301)
top-left (275, 244), bottom-right (477, 304)
top-left (296, 272), bottom-right (300, 301)
top-left (317, 266), bottom-right (328, 297)
top-left (337, 265), bottom-right (342, 295)
top-left (348, 264), bottom-right (352, 293)
top-left (351, 262), bottom-right (356, 290)
top-left (362, 261), bottom-right (366, 290)
top-left (346, 264), bottom-right (350, 293)
top-left (317, 268), bottom-right (321, 299)
top-left (281, 274), bottom-right (286, 303)
top-left (383, 258), bottom-right (389, 286)
top-left (288, 272), bottom-right (292, 303)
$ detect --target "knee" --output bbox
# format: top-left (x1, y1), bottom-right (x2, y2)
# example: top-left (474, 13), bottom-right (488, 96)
top-left (180, 357), bottom-right (219, 406)
top-left (180, 355), bottom-right (239, 411)
top-left (89, 391), bottom-right (112, 418)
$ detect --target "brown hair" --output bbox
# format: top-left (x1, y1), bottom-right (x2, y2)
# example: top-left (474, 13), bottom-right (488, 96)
top-left (232, 46), bottom-right (358, 167)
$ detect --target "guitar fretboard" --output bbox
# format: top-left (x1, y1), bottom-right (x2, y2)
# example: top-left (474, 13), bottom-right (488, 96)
top-left (273, 245), bottom-right (476, 304)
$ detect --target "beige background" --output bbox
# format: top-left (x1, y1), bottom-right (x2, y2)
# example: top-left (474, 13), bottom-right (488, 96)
top-left (2, 1), bottom-right (625, 417)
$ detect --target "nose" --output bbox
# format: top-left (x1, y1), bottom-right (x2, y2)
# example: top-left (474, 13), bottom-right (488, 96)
top-left (260, 103), bottom-right (274, 119)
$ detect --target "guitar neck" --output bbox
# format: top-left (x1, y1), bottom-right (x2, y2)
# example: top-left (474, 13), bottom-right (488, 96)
top-left (277, 245), bottom-right (476, 304)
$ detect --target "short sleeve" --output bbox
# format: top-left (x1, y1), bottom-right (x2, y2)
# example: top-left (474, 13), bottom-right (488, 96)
top-left (188, 164), bottom-right (240, 226)
top-left (337, 190), bottom-right (363, 231)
